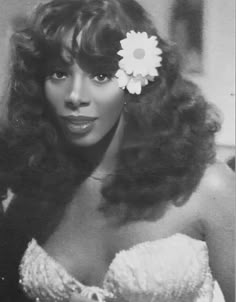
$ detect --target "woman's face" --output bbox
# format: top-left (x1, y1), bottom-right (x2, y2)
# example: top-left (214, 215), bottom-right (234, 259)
top-left (44, 33), bottom-right (124, 147)
top-left (44, 33), bottom-right (125, 147)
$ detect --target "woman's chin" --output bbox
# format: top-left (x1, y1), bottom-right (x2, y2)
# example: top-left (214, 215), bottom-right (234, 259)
top-left (64, 133), bottom-right (100, 148)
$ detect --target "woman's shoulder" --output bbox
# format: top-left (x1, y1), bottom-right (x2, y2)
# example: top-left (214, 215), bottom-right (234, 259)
top-left (194, 161), bottom-right (235, 301)
top-left (202, 160), bottom-right (235, 189)
top-left (195, 161), bottom-right (235, 218)
top-left (174, 160), bottom-right (234, 237)
top-left (199, 161), bottom-right (234, 205)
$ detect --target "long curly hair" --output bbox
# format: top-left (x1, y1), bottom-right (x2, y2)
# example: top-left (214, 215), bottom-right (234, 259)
top-left (0, 0), bottom-right (221, 299)
top-left (0, 0), bottom-right (221, 234)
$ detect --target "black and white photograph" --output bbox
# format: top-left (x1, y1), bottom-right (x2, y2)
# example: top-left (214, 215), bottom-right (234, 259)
top-left (0, 0), bottom-right (235, 301)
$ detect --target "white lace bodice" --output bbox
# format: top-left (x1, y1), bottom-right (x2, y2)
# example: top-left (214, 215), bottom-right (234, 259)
top-left (19, 233), bottom-right (225, 302)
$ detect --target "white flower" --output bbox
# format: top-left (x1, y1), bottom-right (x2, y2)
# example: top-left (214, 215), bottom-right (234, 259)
top-left (115, 31), bottom-right (162, 94)
top-left (115, 69), bottom-right (130, 89)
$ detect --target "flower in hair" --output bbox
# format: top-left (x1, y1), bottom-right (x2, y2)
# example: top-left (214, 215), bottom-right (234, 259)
top-left (115, 31), bottom-right (162, 94)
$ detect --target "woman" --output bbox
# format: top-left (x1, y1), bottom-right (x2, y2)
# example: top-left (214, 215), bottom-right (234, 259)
top-left (0, 0), bottom-right (234, 301)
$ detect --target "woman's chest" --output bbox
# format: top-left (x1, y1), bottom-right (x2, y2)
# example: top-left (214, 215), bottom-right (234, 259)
top-left (42, 183), bottom-right (203, 287)
top-left (43, 218), bottom-right (202, 287)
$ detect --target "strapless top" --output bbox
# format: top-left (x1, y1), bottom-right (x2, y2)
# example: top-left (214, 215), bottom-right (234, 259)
top-left (19, 233), bottom-right (225, 302)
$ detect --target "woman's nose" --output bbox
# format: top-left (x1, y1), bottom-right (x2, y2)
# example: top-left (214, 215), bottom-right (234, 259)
top-left (65, 76), bottom-right (89, 110)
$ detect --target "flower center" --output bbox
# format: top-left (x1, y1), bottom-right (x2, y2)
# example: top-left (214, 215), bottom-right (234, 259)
top-left (133, 48), bottom-right (145, 59)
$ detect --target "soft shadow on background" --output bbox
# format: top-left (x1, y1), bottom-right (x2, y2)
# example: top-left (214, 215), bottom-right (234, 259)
top-left (0, 0), bottom-right (235, 163)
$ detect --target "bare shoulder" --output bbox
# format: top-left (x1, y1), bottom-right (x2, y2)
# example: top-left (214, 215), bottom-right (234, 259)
top-left (181, 161), bottom-right (235, 224)
top-left (196, 161), bottom-right (235, 218)
top-left (202, 161), bottom-right (235, 192)
top-left (194, 161), bottom-right (235, 301)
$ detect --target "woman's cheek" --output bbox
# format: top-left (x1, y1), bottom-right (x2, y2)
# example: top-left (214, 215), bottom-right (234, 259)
top-left (44, 82), bottom-right (67, 111)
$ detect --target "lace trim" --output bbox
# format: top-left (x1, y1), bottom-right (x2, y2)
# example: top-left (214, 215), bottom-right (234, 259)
top-left (19, 234), bottom-right (224, 302)
top-left (19, 239), bottom-right (113, 302)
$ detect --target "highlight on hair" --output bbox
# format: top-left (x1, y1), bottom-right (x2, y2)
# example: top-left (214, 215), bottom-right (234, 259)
top-left (0, 0), bottom-right (221, 231)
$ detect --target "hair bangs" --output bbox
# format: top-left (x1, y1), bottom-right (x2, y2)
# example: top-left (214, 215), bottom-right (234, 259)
top-left (35, 0), bottom-right (157, 76)
top-left (69, 16), bottom-right (125, 75)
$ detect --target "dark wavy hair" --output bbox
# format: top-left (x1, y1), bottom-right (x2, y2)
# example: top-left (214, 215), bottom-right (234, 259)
top-left (0, 0), bottom-right (222, 225)
top-left (0, 1), bottom-right (221, 297)
top-left (0, 0), bottom-right (221, 225)
top-left (0, 0), bottom-right (221, 298)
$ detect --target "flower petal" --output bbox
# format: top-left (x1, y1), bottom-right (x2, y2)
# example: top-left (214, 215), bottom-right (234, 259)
top-left (146, 75), bottom-right (155, 82)
top-left (123, 61), bottom-right (134, 75)
top-left (149, 68), bottom-right (158, 77)
top-left (116, 31), bottom-right (163, 94)
top-left (117, 50), bottom-right (125, 57)
top-left (115, 70), bottom-right (130, 88)
top-left (132, 63), bottom-right (148, 77)
top-left (127, 78), bottom-right (142, 94)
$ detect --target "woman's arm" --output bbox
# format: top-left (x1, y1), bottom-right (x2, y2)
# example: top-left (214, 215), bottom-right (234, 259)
top-left (201, 162), bottom-right (235, 302)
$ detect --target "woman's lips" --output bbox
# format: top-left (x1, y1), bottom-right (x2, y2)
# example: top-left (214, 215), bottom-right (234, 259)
top-left (60, 115), bottom-right (97, 134)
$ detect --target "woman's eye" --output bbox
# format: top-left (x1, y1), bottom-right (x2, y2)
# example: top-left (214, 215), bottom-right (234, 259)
top-left (92, 74), bottom-right (111, 84)
top-left (50, 71), bottom-right (67, 80)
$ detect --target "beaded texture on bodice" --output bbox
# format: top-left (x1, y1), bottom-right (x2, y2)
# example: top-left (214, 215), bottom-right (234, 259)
top-left (19, 233), bottom-right (225, 302)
